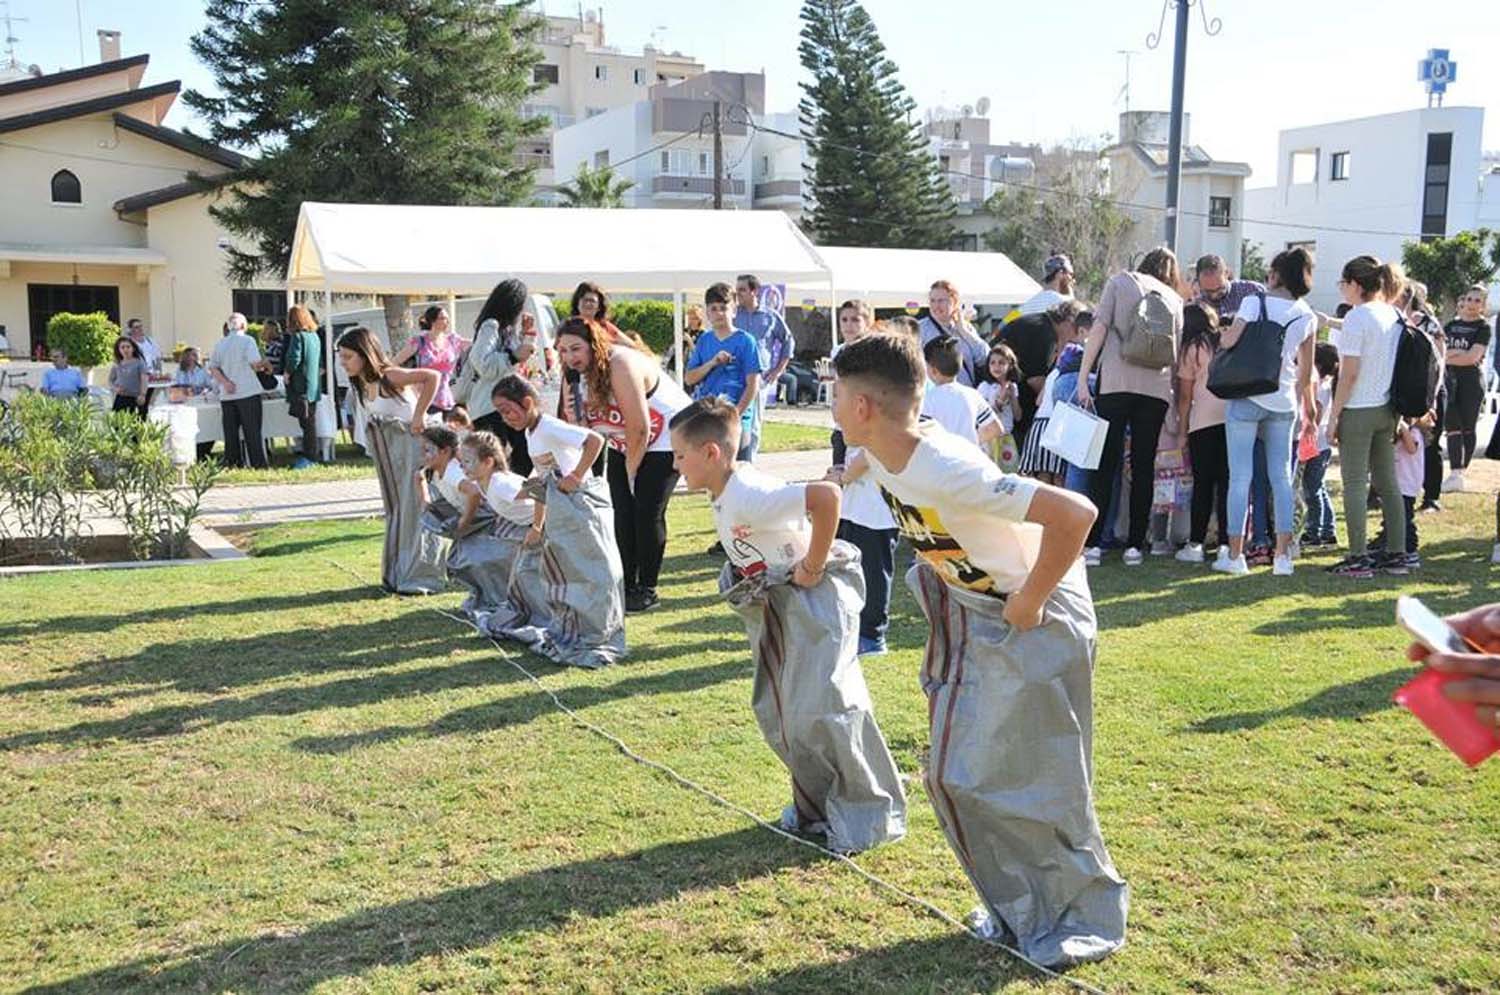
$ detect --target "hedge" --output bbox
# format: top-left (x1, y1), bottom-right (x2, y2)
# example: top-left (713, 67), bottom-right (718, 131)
top-left (553, 299), bottom-right (678, 355)
top-left (45, 312), bottom-right (119, 368)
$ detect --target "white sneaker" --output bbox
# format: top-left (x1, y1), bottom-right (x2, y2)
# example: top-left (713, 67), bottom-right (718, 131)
top-left (1273, 554), bottom-right (1294, 576)
top-left (1492, 543), bottom-right (1500, 565)
top-left (1213, 554), bottom-right (1250, 576)
top-left (1441, 471), bottom-right (1466, 494)
top-left (1175, 543), bottom-right (1205, 563)
top-left (1213, 546), bottom-right (1231, 567)
top-left (1083, 546), bottom-right (1102, 567)
top-left (1122, 547), bottom-right (1144, 566)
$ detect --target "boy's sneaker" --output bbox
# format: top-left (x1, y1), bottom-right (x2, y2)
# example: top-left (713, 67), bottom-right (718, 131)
top-left (1376, 552), bottom-right (1410, 576)
top-left (1319, 533), bottom-right (1338, 547)
top-left (1298, 533), bottom-right (1321, 548)
top-left (1122, 547), bottom-right (1144, 566)
top-left (1441, 470), bottom-right (1466, 494)
top-left (625, 588), bottom-right (660, 614)
top-left (1327, 554), bottom-right (1376, 578)
top-left (1273, 554), bottom-right (1294, 576)
top-left (1150, 540), bottom-right (1172, 556)
top-left (1212, 553), bottom-right (1249, 576)
top-left (857, 636), bottom-right (888, 657)
top-left (1083, 546), bottom-right (1102, 567)
top-left (1175, 542), bottom-right (1205, 563)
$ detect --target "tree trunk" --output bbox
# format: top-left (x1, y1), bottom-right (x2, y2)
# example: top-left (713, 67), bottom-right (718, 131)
top-left (381, 295), bottom-right (414, 356)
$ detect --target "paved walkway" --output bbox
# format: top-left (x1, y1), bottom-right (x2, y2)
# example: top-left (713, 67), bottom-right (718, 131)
top-left (199, 447), bottom-right (837, 528)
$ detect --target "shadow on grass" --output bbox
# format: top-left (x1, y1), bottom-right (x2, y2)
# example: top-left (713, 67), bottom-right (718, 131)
top-left (23, 828), bottom-right (825, 994)
top-left (292, 657), bottom-right (749, 754)
top-left (246, 528), bottom-right (382, 558)
top-left (702, 934), bottom-right (1037, 994)
top-left (1185, 666), bottom-right (1410, 734)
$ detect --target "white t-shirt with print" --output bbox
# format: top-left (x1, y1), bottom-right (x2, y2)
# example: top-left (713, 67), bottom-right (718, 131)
top-left (432, 460), bottom-right (468, 507)
top-left (1232, 293), bottom-right (1316, 413)
top-left (483, 470), bottom-right (537, 525)
top-left (864, 425), bottom-right (1077, 597)
top-left (1337, 301), bottom-right (1402, 410)
top-left (526, 413), bottom-right (592, 475)
top-left (921, 381), bottom-right (995, 445)
top-left (711, 464), bottom-right (810, 574)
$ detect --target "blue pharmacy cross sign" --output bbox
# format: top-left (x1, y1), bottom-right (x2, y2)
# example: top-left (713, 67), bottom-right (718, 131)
top-left (1418, 49), bottom-right (1457, 106)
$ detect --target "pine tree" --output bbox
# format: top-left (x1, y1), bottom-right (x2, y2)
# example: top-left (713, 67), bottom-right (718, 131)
top-left (797, 0), bottom-right (955, 249)
top-left (186, 0), bottom-right (543, 335)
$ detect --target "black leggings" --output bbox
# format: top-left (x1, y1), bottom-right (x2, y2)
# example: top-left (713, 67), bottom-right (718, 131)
top-left (1423, 390), bottom-right (1446, 505)
top-left (112, 394), bottom-right (146, 419)
top-left (1086, 392), bottom-right (1169, 549)
top-left (1187, 425), bottom-right (1229, 546)
top-left (606, 448), bottom-right (679, 592)
top-left (1445, 367), bottom-right (1484, 469)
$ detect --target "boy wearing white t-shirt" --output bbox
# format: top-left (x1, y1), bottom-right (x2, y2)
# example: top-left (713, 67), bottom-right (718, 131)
top-left (832, 333), bottom-right (1127, 968)
top-left (670, 398), bottom-right (906, 854)
top-left (920, 335), bottom-right (1002, 447)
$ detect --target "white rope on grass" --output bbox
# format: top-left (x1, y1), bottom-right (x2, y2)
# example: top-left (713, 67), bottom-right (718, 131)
top-left (329, 559), bottom-right (1112, 995)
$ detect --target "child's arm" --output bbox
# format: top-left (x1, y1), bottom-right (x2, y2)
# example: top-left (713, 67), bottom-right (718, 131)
top-left (977, 417), bottom-right (1004, 445)
top-left (525, 500), bottom-right (547, 546)
top-left (416, 472), bottom-right (431, 506)
top-left (559, 428), bottom-right (605, 493)
top-left (1005, 383), bottom-right (1023, 422)
top-left (456, 481), bottom-right (482, 532)
top-left (792, 481), bottom-right (841, 588)
top-left (841, 450), bottom-right (870, 485)
top-left (1005, 484), bottom-right (1097, 632)
top-left (1399, 425), bottom-right (1420, 454)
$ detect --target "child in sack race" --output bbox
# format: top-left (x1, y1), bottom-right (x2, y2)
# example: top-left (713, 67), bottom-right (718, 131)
top-left (831, 332), bottom-right (1128, 969)
top-left (669, 397), bottom-right (907, 855)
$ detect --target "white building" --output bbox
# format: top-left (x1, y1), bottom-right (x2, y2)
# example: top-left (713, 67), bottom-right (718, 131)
top-left (1244, 106), bottom-right (1500, 312)
top-left (521, 9), bottom-right (704, 196)
top-left (924, 113), bottom-right (1041, 251)
top-left (1104, 111), bottom-right (1250, 274)
top-left (0, 38), bottom-right (266, 361)
top-left (552, 71), bottom-right (804, 217)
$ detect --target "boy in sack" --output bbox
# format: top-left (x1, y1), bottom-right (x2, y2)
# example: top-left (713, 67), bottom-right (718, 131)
top-left (670, 398), bottom-right (907, 854)
top-left (832, 333), bottom-right (1127, 967)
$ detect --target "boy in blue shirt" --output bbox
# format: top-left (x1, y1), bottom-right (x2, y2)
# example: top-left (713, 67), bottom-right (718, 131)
top-left (686, 281), bottom-right (762, 462)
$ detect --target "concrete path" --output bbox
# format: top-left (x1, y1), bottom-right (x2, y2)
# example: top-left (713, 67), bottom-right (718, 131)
top-left (199, 447), bottom-right (837, 529)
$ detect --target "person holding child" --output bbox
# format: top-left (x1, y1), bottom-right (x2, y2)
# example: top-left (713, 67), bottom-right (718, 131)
top-left (833, 333), bottom-right (1128, 968)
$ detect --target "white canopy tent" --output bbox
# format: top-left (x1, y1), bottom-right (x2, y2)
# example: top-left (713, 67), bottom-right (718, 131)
top-left (786, 245), bottom-right (1042, 311)
top-left (285, 201), bottom-right (835, 392)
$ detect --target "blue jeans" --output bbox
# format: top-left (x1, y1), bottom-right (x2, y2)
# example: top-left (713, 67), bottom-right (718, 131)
top-left (1249, 438), bottom-right (1270, 547)
top-left (1226, 399), bottom-right (1295, 541)
top-left (1301, 449), bottom-right (1335, 540)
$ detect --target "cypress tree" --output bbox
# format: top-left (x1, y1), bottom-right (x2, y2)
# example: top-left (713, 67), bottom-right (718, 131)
top-left (798, 0), bottom-right (955, 248)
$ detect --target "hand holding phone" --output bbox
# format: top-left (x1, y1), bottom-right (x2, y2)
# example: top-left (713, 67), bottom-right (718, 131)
top-left (1394, 597), bottom-right (1500, 767)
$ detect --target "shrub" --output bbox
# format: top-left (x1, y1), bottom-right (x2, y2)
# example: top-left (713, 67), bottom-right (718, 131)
top-left (554, 298), bottom-right (678, 355)
top-left (46, 311), bottom-right (119, 368)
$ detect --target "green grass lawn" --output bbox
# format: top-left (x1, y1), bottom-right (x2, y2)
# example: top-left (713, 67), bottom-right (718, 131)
top-left (3, 493), bottom-right (1499, 993)
top-left (214, 423), bottom-right (831, 487)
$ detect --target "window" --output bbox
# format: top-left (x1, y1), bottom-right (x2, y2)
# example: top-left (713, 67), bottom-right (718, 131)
top-left (698, 151), bottom-right (709, 174)
top-left (50, 170), bottom-right (81, 204)
top-left (1422, 132), bottom-right (1452, 240)
top-left (660, 151), bottom-right (670, 172)
top-left (1208, 196), bottom-right (1232, 228)
top-left (232, 290), bottom-right (287, 327)
top-left (1291, 150), bottom-right (1317, 184)
top-left (533, 63), bottom-right (559, 85)
top-left (594, 64), bottom-right (608, 81)
top-left (633, 68), bottom-right (645, 85)
top-left (593, 150), bottom-right (610, 168)
top-left (1330, 151), bottom-right (1350, 181)
top-left (761, 154), bottom-right (770, 176)
top-left (1286, 240), bottom-right (1317, 257)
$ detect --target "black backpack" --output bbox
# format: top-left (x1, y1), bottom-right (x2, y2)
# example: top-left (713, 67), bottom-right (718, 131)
top-left (1388, 315), bottom-right (1441, 418)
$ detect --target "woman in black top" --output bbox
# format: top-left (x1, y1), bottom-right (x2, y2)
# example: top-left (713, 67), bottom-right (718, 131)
top-left (1442, 284), bottom-right (1493, 486)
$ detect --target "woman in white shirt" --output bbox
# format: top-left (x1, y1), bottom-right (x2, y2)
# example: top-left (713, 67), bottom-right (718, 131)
top-left (1213, 248), bottom-right (1317, 577)
top-left (1327, 255), bottom-right (1408, 578)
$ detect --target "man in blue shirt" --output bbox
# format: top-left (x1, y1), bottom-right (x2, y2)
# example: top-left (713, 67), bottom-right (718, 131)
top-left (40, 348), bottom-right (87, 398)
top-left (687, 282), bottom-right (762, 462)
top-left (733, 273), bottom-right (793, 461)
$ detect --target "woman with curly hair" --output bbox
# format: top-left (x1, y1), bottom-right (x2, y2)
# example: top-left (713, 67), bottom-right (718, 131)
top-left (555, 316), bottom-right (690, 613)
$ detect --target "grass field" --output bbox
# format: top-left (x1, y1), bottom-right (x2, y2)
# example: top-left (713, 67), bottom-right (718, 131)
top-left (3, 491), bottom-right (1499, 993)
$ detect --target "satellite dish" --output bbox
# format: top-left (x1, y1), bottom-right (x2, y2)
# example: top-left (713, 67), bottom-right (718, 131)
top-left (976, 96), bottom-right (991, 117)
top-left (962, 104), bottom-right (974, 117)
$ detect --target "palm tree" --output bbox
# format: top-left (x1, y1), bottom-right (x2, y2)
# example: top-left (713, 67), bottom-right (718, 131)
top-left (556, 163), bottom-right (634, 208)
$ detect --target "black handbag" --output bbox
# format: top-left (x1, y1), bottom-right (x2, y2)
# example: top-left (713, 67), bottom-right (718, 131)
top-left (1206, 292), bottom-right (1288, 400)
top-left (256, 369), bottom-right (280, 391)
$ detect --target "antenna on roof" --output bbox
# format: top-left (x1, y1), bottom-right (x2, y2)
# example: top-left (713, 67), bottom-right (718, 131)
top-left (1, 0), bottom-right (29, 72)
top-left (1116, 50), bottom-right (1138, 112)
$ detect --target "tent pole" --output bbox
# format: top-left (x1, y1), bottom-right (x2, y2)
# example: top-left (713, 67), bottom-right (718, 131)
top-left (828, 279), bottom-right (837, 357)
top-left (323, 284), bottom-right (335, 404)
top-left (672, 289), bottom-right (685, 388)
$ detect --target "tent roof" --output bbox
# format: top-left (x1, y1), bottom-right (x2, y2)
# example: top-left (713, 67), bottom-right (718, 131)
top-left (286, 202), bottom-right (833, 295)
top-left (787, 245), bottom-right (1041, 308)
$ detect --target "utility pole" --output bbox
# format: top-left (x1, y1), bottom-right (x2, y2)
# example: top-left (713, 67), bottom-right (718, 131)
top-left (712, 99), bottom-right (724, 210)
top-left (1146, 0), bottom-right (1221, 253)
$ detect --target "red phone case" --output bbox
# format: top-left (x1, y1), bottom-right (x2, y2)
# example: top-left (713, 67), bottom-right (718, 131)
top-left (1393, 668), bottom-right (1500, 767)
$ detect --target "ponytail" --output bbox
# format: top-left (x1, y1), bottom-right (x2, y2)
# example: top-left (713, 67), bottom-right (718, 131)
top-left (1342, 255), bottom-right (1405, 302)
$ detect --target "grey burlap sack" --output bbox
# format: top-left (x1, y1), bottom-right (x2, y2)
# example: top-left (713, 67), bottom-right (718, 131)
top-left (907, 561), bottom-right (1128, 968)
top-left (720, 541), bottom-right (907, 854)
top-left (478, 533), bottom-right (553, 644)
top-left (366, 416), bottom-right (446, 595)
top-left (421, 497), bottom-right (528, 619)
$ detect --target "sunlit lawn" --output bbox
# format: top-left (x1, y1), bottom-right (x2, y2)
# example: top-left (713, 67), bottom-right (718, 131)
top-left (3, 491), bottom-right (1499, 993)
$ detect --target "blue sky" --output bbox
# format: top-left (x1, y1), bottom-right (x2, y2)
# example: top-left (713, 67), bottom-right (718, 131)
top-left (8, 0), bottom-right (1498, 183)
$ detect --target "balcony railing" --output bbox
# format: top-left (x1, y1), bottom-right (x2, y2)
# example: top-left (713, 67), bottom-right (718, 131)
top-left (652, 174), bottom-right (746, 196)
top-left (753, 179), bottom-right (801, 201)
